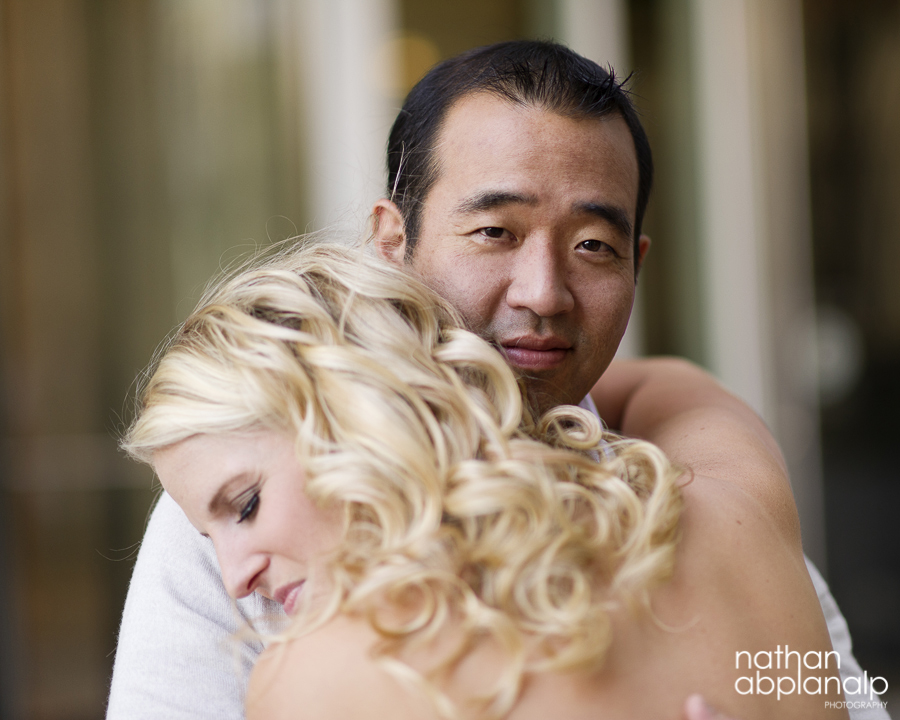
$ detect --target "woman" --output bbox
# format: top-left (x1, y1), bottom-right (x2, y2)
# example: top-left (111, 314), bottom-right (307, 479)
top-left (124, 243), bottom-right (846, 719)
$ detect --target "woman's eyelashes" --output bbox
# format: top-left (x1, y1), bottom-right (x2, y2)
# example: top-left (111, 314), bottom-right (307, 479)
top-left (236, 488), bottom-right (261, 523)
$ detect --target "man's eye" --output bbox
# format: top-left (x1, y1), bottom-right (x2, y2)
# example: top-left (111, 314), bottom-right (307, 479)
top-left (578, 239), bottom-right (612, 253)
top-left (237, 492), bottom-right (260, 523)
top-left (480, 227), bottom-right (507, 239)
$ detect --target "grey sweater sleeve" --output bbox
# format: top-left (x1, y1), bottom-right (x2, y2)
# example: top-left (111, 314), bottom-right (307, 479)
top-left (106, 492), bottom-right (284, 720)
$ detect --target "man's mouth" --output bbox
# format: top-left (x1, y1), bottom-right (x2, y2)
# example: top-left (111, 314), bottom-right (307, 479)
top-left (500, 336), bottom-right (571, 372)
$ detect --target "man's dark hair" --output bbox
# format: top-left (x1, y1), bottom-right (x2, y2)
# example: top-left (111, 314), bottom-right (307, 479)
top-left (386, 40), bottom-right (653, 266)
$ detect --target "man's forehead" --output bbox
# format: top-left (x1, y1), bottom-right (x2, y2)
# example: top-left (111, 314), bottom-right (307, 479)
top-left (429, 92), bottom-right (640, 219)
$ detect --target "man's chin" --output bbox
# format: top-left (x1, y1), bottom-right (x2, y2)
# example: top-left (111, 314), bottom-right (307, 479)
top-left (519, 375), bottom-right (585, 417)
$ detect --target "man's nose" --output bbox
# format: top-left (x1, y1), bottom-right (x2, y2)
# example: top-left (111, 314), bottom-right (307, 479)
top-left (216, 539), bottom-right (269, 600)
top-left (505, 238), bottom-right (575, 317)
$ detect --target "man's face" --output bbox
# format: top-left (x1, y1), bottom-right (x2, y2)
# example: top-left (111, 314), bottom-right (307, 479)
top-left (376, 93), bottom-right (647, 412)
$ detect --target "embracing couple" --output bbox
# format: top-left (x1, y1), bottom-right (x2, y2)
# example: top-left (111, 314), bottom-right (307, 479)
top-left (106, 41), bottom-right (882, 720)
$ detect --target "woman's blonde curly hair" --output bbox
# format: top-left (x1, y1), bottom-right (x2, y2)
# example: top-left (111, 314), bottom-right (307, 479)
top-left (123, 242), bottom-right (683, 719)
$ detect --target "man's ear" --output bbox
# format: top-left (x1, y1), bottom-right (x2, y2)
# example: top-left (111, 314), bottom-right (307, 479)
top-left (635, 234), bottom-right (651, 278)
top-left (372, 199), bottom-right (408, 266)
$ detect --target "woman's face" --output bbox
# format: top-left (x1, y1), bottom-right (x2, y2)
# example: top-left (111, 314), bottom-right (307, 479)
top-left (153, 430), bottom-right (340, 615)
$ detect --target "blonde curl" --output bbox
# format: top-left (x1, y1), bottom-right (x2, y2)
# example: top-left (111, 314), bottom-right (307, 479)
top-left (123, 241), bottom-right (683, 719)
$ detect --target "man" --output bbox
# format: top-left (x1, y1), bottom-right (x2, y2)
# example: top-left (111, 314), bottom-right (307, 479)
top-left (107, 41), bottom-right (881, 720)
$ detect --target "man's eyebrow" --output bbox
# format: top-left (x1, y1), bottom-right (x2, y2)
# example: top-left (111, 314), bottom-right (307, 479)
top-left (575, 201), bottom-right (634, 240)
top-left (453, 190), bottom-right (539, 215)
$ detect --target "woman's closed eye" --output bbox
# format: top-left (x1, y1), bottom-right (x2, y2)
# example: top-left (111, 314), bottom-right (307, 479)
top-left (237, 490), bottom-right (260, 523)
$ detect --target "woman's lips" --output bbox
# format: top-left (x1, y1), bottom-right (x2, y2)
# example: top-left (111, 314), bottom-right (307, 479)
top-left (274, 581), bottom-right (305, 615)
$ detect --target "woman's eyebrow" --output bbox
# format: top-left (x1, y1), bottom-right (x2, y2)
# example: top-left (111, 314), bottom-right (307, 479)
top-left (206, 474), bottom-right (253, 516)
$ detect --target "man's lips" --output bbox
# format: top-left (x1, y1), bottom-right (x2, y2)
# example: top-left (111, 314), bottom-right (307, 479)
top-left (273, 581), bottom-right (306, 615)
top-left (500, 337), bottom-right (571, 371)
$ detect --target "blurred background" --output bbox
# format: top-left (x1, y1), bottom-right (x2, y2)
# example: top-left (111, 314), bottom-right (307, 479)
top-left (0, 0), bottom-right (897, 717)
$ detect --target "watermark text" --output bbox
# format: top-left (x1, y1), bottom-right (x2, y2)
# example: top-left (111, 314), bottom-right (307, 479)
top-left (734, 646), bottom-right (888, 702)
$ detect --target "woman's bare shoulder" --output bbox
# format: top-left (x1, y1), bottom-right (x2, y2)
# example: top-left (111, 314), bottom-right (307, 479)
top-left (590, 474), bottom-right (847, 720)
top-left (246, 615), bottom-right (437, 720)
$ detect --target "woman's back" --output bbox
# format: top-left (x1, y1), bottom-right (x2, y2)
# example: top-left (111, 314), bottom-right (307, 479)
top-left (248, 474), bottom-right (845, 720)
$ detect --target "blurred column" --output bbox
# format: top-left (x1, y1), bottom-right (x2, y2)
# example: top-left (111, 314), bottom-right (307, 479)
top-left (0, 4), bottom-right (16, 716)
top-left (689, 0), bottom-right (825, 564)
top-left (277, 0), bottom-right (400, 235)
top-left (691, 0), bottom-right (773, 416)
top-left (156, 0), bottom-right (310, 311)
top-left (555, 0), bottom-right (646, 358)
top-left (558, 0), bottom-right (628, 73)
top-left (745, 0), bottom-right (825, 568)
top-left (0, 1), bottom-right (110, 717)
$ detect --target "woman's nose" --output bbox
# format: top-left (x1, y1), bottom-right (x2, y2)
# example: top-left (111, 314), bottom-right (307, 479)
top-left (215, 537), bottom-right (269, 599)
